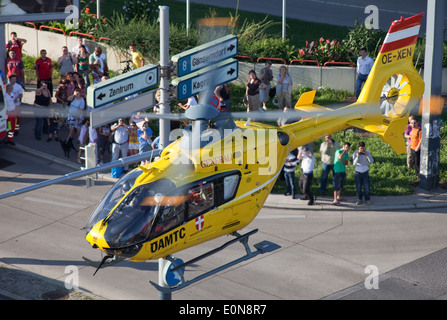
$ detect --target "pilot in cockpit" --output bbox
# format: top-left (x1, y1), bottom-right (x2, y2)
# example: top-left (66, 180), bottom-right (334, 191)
top-left (129, 187), bottom-right (156, 215)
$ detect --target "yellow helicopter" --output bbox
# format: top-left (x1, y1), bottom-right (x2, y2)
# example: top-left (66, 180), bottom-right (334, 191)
top-left (1, 13), bottom-right (425, 291)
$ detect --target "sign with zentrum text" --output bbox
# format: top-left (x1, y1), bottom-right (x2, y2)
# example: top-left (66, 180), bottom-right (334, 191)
top-left (87, 64), bottom-right (159, 109)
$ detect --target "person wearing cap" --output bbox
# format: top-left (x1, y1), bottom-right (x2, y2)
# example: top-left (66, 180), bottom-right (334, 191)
top-left (298, 146), bottom-right (315, 205)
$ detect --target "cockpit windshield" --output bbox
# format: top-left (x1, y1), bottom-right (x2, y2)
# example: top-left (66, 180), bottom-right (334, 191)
top-left (100, 179), bottom-right (176, 248)
top-left (85, 169), bottom-right (143, 233)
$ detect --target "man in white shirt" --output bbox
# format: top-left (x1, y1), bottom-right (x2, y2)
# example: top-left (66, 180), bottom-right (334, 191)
top-left (4, 84), bottom-right (18, 145)
top-left (111, 118), bottom-right (130, 171)
top-left (178, 95), bottom-right (198, 110)
top-left (298, 146), bottom-right (316, 205)
top-left (6, 74), bottom-right (23, 135)
top-left (71, 36), bottom-right (90, 58)
top-left (89, 46), bottom-right (108, 76)
top-left (352, 141), bottom-right (374, 205)
top-left (355, 48), bottom-right (374, 99)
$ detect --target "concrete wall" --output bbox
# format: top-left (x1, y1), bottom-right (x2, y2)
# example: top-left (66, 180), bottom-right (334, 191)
top-left (6, 23), bottom-right (446, 95)
top-left (234, 61), bottom-right (356, 93)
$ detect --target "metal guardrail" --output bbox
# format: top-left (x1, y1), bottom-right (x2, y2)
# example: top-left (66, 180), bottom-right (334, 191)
top-left (38, 25), bottom-right (66, 36)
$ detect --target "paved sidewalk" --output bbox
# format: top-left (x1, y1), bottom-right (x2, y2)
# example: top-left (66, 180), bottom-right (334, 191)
top-left (264, 188), bottom-right (447, 211)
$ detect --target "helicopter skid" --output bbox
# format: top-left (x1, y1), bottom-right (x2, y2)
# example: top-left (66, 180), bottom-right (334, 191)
top-left (149, 229), bottom-right (280, 294)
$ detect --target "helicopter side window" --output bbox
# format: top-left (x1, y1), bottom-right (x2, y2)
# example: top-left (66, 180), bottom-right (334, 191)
top-left (223, 175), bottom-right (239, 201)
top-left (187, 182), bottom-right (214, 219)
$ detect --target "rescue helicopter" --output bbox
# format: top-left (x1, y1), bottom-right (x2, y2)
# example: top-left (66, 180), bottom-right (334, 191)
top-left (0, 13), bottom-right (425, 292)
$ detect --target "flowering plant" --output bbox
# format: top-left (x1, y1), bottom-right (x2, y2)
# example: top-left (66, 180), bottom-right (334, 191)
top-left (296, 37), bottom-right (354, 65)
top-left (77, 7), bottom-right (108, 36)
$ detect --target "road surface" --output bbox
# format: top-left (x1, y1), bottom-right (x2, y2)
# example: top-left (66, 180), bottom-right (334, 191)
top-left (177, 0), bottom-right (444, 36)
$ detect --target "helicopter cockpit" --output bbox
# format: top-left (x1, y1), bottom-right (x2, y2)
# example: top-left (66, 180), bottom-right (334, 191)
top-left (85, 169), bottom-right (143, 233)
top-left (85, 169), bottom-right (241, 257)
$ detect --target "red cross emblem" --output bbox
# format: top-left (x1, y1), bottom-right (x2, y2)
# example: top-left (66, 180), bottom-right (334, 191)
top-left (195, 215), bottom-right (204, 231)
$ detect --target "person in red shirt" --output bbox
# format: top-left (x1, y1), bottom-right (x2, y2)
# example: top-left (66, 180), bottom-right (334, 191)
top-left (34, 49), bottom-right (54, 96)
top-left (6, 31), bottom-right (27, 60)
top-left (5, 50), bottom-right (24, 84)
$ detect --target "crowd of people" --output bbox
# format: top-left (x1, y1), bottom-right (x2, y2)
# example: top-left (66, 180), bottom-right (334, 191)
top-left (243, 60), bottom-right (295, 114)
top-left (4, 31), bottom-right (155, 168)
top-left (244, 48), bottom-right (375, 113)
top-left (283, 137), bottom-right (373, 206)
top-left (283, 112), bottom-right (422, 206)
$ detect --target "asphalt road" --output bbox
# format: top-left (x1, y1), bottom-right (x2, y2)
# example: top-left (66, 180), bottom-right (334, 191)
top-left (177, 0), bottom-right (444, 36)
top-left (1, 146), bottom-right (447, 302)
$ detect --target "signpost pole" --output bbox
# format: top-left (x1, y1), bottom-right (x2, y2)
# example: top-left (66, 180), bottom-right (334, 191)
top-left (282, 0), bottom-right (286, 40)
top-left (159, 5), bottom-right (171, 150)
top-left (419, 0), bottom-right (444, 190)
top-left (158, 5), bottom-right (172, 301)
top-left (0, 24), bottom-right (4, 77)
top-left (96, 0), bottom-right (101, 18)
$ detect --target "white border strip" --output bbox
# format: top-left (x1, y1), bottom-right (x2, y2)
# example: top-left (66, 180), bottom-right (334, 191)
top-left (383, 25), bottom-right (420, 44)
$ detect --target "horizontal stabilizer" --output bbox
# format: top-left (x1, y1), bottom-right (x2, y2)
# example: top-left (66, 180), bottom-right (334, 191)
top-left (347, 116), bottom-right (408, 154)
top-left (295, 90), bottom-right (316, 107)
top-left (294, 90), bottom-right (332, 115)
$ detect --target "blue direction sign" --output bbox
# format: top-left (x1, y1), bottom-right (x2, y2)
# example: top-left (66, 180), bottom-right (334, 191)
top-left (86, 64), bottom-right (159, 109)
top-left (172, 58), bottom-right (238, 101)
top-left (172, 34), bottom-right (237, 77)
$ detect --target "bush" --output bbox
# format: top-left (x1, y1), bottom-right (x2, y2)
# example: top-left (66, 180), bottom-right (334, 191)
top-left (96, 12), bottom-right (199, 64)
top-left (242, 38), bottom-right (296, 62)
top-left (342, 20), bottom-right (385, 62)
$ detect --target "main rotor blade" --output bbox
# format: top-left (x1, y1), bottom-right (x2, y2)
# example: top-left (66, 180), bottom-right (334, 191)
top-left (0, 149), bottom-right (162, 200)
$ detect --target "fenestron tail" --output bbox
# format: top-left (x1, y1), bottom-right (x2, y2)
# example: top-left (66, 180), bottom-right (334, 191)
top-left (348, 13), bottom-right (425, 153)
top-left (358, 13), bottom-right (424, 112)
top-left (282, 13), bottom-right (425, 154)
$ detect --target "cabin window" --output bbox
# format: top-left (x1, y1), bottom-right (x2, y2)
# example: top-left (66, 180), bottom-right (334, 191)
top-left (223, 174), bottom-right (239, 200)
top-left (187, 182), bottom-right (214, 219)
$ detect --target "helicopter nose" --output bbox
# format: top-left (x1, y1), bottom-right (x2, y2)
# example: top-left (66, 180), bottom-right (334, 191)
top-left (85, 221), bottom-right (110, 251)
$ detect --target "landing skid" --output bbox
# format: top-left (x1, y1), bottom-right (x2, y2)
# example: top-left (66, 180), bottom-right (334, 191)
top-left (149, 229), bottom-right (280, 294)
